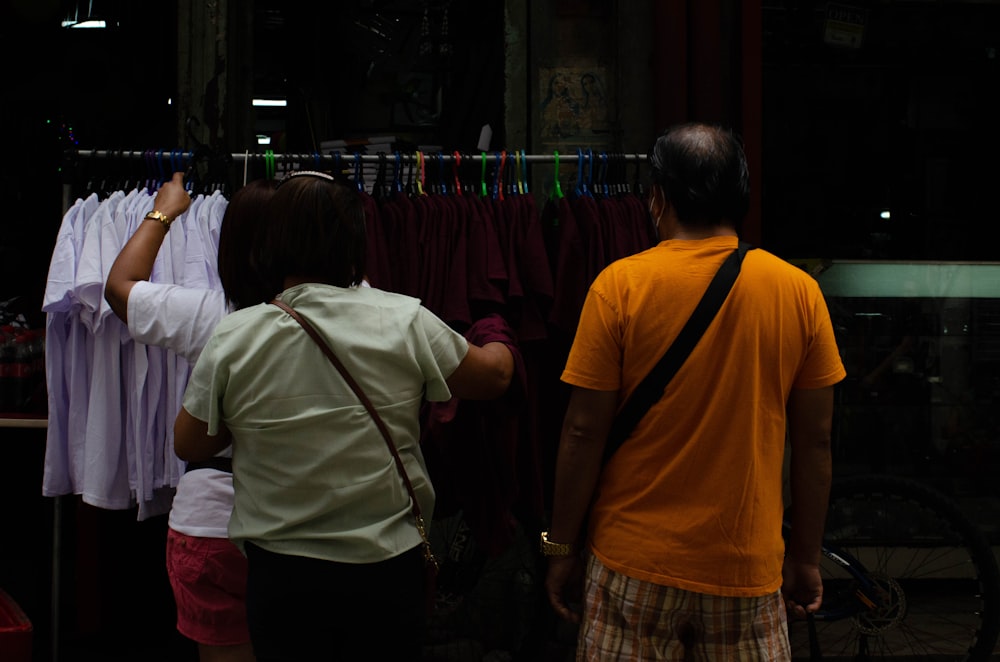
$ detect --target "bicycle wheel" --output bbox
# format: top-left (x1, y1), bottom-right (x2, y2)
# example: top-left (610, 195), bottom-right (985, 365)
top-left (787, 474), bottom-right (1000, 662)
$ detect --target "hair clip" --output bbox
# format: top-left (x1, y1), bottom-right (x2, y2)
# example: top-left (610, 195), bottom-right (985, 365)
top-left (277, 170), bottom-right (336, 186)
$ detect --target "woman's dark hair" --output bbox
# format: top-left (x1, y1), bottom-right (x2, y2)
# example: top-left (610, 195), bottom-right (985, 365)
top-left (649, 122), bottom-right (750, 228)
top-left (260, 173), bottom-right (367, 289)
top-left (217, 178), bottom-right (279, 310)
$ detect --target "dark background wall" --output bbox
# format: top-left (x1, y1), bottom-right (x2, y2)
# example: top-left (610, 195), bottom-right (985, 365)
top-left (762, 2), bottom-right (1000, 262)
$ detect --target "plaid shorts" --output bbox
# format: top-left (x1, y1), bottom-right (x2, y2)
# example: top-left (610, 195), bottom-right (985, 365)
top-left (577, 554), bottom-right (790, 661)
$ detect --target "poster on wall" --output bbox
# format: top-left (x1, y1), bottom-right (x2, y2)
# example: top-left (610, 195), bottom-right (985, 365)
top-left (539, 65), bottom-right (612, 149)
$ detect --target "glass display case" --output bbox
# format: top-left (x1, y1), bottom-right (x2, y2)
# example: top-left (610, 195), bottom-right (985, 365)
top-left (804, 261), bottom-right (1000, 534)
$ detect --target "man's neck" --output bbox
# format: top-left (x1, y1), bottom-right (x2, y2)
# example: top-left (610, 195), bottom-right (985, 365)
top-left (667, 226), bottom-right (738, 241)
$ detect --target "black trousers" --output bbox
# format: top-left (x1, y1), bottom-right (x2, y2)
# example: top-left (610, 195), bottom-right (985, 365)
top-left (244, 542), bottom-right (427, 661)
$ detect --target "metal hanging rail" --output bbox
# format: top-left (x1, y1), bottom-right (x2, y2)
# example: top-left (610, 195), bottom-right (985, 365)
top-left (71, 149), bottom-right (648, 163)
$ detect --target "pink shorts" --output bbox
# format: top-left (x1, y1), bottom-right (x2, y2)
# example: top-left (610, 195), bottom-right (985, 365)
top-left (166, 528), bottom-right (250, 646)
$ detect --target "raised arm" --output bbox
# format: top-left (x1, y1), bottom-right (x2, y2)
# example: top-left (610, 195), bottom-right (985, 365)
top-left (104, 172), bottom-right (191, 323)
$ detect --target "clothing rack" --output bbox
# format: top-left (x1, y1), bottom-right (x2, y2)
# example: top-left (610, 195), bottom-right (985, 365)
top-left (71, 149), bottom-right (649, 163)
top-left (52, 147), bottom-right (652, 662)
top-left (67, 148), bottom-right (650, 199)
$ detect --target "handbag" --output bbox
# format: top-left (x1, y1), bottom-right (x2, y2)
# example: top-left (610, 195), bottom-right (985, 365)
top-left (269, 298), bottom-right (440, 607)
top-left (602, 241), bottom-right (752, 464)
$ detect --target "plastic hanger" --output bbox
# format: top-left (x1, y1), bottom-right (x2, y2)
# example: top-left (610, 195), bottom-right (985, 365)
top-left (585, 148), bottom-right (595, 197)
top-left (491, 151), bottom-right (507, 200)
top-left (506, 151), bottom-right (518, 197)
top-left (513, 151), bottom-right (523, 195)
top-left (416, 151), bottom-right (426, 195)
top-left (393, 152), bottom-right (403, 193)
top-left (598, 152), bottom-right (610, 197)
top-left (373, 153), bottom-right (388, 200)
top-left (264, 149), bottom-right (275, 180)
top-left (479, 151), bottom-right (488, 198)
top-left (144, 149), bottom-right (157, 194)
top-left (575, 148), bottom-right (587, 198)
top-left (405, 153), bottom-right (415, 195)
top-left (550, 150), bottom-right (564, 200)
top-left (452, 151), bottom-right (462, 196)
top-left (353, 151), bottom-right (365, 192)
top-left (436, 152), bottom-right (447, 194)
top-left (156, 149), bottom-right (167, 187)
top-left (520, 149), bottom-right (529, 195)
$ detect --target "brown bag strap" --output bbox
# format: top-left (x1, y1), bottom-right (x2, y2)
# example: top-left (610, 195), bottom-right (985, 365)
top-left (269, 298), bottom-right (435, 562)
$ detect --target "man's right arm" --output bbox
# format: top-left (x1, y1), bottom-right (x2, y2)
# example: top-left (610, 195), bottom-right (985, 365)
top-left (783, 385), bottom-right (834, 617)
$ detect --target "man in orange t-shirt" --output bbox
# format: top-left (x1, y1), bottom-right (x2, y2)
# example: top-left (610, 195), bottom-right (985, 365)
top-left (543, 122), bottom-right (846, 660)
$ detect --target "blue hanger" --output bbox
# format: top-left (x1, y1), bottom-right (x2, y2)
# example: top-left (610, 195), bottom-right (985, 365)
top-left (599, 152), bottom-right (609, 197)
top-left (520, 149), bottom-right (529, 195)
top-left (585, 148), bottom-right (594, 197)
top-left (436, 152), bottom-right (447, 194)
top-left (353, 152), bottom-right (364, 192)
top-left (491, 151), bottom-right (505, 200)
top-left (393, 152), bottom-right (403, 193)
top-left (156, 149), bottom-right (167, 186)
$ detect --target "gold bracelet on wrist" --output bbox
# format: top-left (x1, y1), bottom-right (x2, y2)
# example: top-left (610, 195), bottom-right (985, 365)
top-left (143, 210), bottom-right (173, 230)
top-left (540, 531), bottom-right (575, 557)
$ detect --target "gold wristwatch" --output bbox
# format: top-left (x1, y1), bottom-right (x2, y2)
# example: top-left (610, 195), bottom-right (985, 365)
top-left (540, 531), bottom-right (574, 557)
top-left (144, 209), bottom-right (173, 230)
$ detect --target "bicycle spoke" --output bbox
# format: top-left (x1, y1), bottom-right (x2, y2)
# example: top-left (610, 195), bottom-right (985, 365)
top-left (787, 475), bottom-right (1000, 662)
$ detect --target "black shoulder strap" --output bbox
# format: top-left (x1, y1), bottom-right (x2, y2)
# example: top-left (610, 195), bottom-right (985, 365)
top-left (602, 241), bottom-right (752, 464)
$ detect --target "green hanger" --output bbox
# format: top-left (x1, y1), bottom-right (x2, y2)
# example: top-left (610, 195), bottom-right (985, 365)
top-left (480, 151), bottom-right (488, 197)
top-left (550, 150), bottom-right (564, 200)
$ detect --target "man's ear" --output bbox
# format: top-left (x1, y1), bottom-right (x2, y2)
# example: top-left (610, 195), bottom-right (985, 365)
top-left (648, 184), bottom-right (662, 217)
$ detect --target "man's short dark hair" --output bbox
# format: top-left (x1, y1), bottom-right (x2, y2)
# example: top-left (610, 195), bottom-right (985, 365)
top-left (649, 122), bottom-right (750, 228)
top-left (260, 174), bottom-right (367, 289)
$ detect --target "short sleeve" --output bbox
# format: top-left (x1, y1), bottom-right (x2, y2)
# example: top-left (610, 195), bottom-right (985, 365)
top-left (415, 306), bottom-right (469, 402)
top-left (127, 281), bottom-right (227, 363)
top-left (181, 333), bottom-right (225, 435)
top-left (794, 287), bottom-right (847, 390)
top-left (560, 273), bottom-right (624, 392)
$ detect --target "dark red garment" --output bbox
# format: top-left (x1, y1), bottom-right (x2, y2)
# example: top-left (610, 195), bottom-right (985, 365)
top-left (599, 195), bottom-right (630, 264)
top-left (464, 194), bottom-right (508, 308)
top-left (622, 192), bottom-right (658, 255)
top-left (547, 196), bottom-right (587, 337)
top-left (508, 194), bottom-right (553, 342)
top-left (571, 193), bottom-right (607, 281)
top-left (421, 313), bottom-right (537, 557)
top-left (414, 194), bottom-right (444, 314)
top-left (383, 192), bottom-right (421, 298)
top-left (490, 196), bottom-right (521, 299)
top-left (438, 195), bottom-right (471, 328)
top-left (360, 192), bottom-right (393, 290)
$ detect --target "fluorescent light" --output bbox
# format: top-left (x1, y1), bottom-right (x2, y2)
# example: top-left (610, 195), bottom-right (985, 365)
top-left (63, 19), bottom-right (107, 28)
top-left (256, 135), bottom-right (272, 145)
top-left (880, 210), bottom-right (891, 219)
top-left (252, 98), bottom-right (287, 107)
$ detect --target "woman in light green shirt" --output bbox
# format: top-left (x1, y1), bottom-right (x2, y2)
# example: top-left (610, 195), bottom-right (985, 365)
top-left (174, 171), bottom-right (515, 661)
